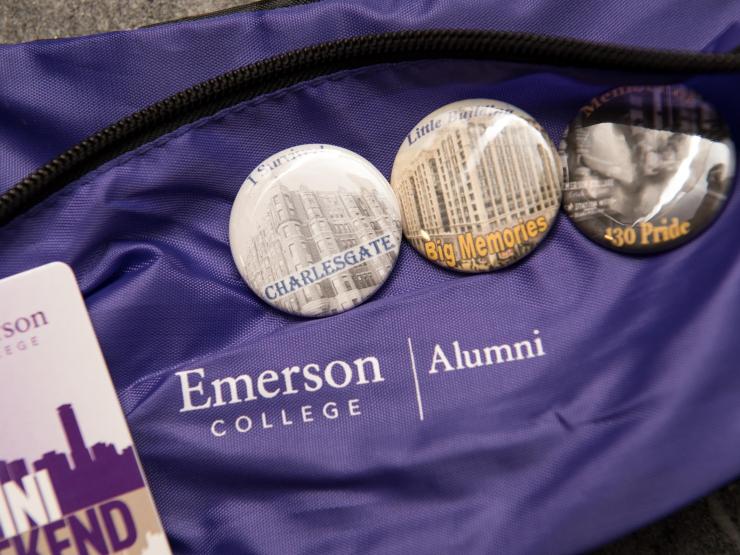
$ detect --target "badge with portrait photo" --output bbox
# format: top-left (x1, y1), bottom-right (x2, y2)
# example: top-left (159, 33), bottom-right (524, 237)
top-left (561, 85), bottom-right (736, 253)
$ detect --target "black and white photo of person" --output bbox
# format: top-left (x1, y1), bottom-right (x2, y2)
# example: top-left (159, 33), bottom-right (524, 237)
top-left (561, 85), bottom-right (735, 252)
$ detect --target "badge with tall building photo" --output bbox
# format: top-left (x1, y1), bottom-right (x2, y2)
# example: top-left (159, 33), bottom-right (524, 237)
top-left (561, 84), bottom-right (736, 253)
top-left (229, 144), bottom-right (402, 318)
top-left (391, 99), bottom-right (562, 272)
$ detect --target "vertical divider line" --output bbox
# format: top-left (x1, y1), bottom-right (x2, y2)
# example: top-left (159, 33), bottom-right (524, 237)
top-left (407, 337), bottom-right (425, 421)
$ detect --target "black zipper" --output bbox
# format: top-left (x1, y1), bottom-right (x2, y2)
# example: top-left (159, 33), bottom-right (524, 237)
top-left (2, 28), bottom-right (740, 228)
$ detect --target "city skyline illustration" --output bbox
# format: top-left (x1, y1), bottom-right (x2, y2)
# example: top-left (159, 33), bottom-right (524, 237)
top-left (0, 403), bottom-right (144, 516)
top-left (239, 175), bottom-right (400, 316)
top-left (0, 342), bottom-right (134, 465)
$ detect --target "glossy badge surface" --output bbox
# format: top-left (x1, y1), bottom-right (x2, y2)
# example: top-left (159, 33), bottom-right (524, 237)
top-left (229, 144), bottom-right (402, 317)
top-left (391, 99), bottom-right (562, 272)
top-left (561, 85), bottom-right (736, 253)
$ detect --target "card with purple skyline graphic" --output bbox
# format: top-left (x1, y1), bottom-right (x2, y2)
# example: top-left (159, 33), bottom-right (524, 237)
top-left (0, 262), bottom-right (171, 554)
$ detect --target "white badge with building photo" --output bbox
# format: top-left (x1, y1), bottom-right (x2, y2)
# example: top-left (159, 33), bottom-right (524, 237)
top-left (229, 144), bottom-right (402, 318)
top-left (391, 99), bottom-right (562, 272)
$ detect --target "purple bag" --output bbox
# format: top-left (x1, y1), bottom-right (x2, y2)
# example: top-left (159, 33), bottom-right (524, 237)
top-left (1, 1), bottom-right (739, 552)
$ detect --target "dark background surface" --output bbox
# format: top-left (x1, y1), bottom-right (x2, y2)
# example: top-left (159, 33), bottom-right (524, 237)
top-left (1, 2), bottom-right (739, 553)
top-left (0, 0), bottom-right (238, 43)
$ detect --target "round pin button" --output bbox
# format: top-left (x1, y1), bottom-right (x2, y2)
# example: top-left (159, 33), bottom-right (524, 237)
top-left (229, 144), bottom-right (402, 317)
top-left (561, 84), bottom-right (736, 253)
top-left (391, 99), bottom-right (562, 272)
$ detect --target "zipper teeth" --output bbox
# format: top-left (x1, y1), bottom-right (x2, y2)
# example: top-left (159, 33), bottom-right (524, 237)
top-left (2, 28), bottom-right (740, 227)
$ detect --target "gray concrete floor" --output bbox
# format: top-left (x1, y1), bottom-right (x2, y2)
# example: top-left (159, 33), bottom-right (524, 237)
top-left (1, 2), bottom-right (739, 554)
top-left (0, 0), bottom-right (239, 43)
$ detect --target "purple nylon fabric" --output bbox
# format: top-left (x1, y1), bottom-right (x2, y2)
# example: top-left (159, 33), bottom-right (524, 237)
top-left (1, 1), bottom-right (740, 554)
top-left (1, 0), bottom-right (739, 195)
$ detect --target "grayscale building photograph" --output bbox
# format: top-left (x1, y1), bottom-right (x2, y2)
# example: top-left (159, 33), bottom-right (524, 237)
top-left (239, 174), bottom-right (400, 316)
